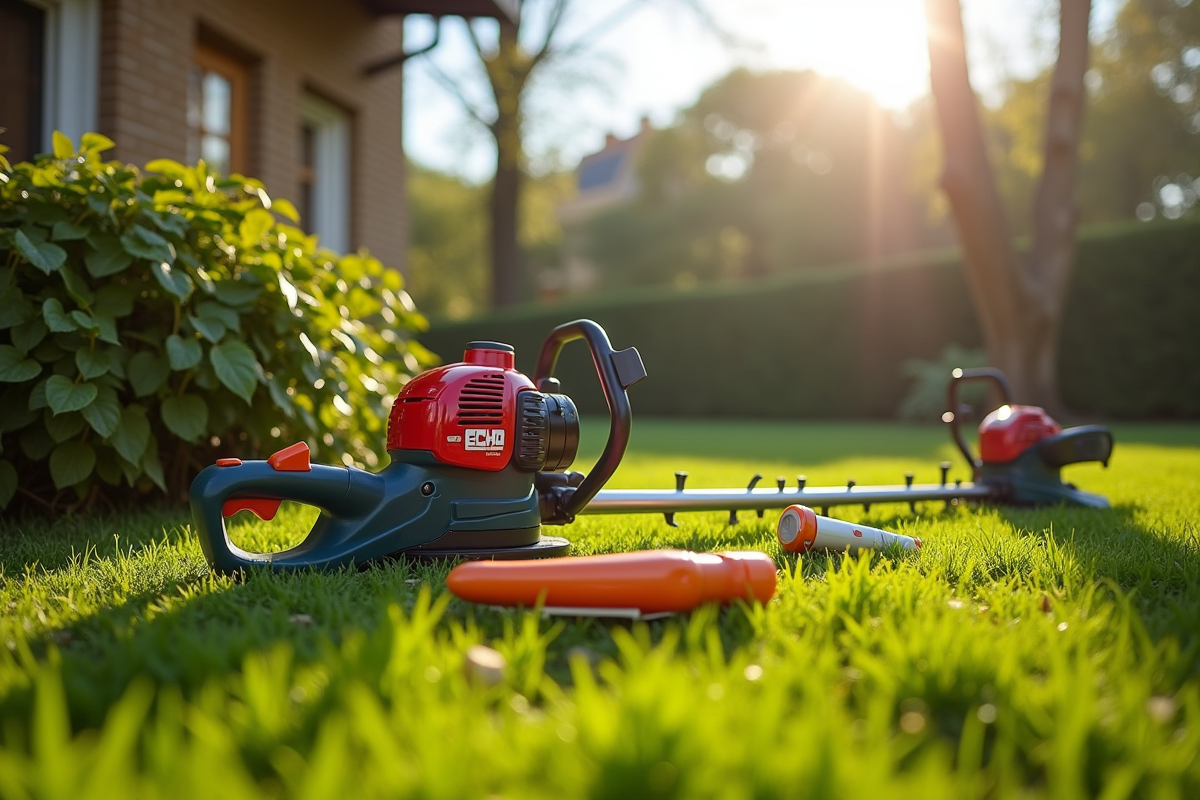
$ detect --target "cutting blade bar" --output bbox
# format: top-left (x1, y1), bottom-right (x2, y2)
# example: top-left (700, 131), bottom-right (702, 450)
top-left (581, 483), bottom-right (993, 515)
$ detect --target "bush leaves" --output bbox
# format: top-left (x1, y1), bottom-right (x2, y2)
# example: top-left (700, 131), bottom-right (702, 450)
top-left (52, 131), bottom-right (74, 159)
top-left (42, 298), bottom-right (77, 332)
top-left (82, 385), bottom-right (121, 438)
top-left (0, 132), bottom-right (432, 511)
top-left (212, 281), bottom-right (262, 306)
top-left (45, 376), bottom-right (98, 414)
top-left (151, 260), bottom-right (194, 301)
top-left (238, 209), bottom-right (274, 246)
top-left (141, 437), bottom-right (165, 490)
top-left (166, 335), bottom-right (202, 370)
top-left (109, 406), bottom-right (150, 465)
top-left (49, 440), bottom-right (95, 489)
top-left (76, 347), bottom-right (113, 379)
top-left (196, 301), bottom-right (240, 332)
top-left (0, 287), bottom-right (35, 329)
top-left (161, 395), bottom-right (208, 441)
top-left (15, 229), bottom-right (67, 274)
top-left (80, 132), bottom-right (115, 153)
top-left (85, 235), bottom-right (133, 277)
top-left (95, 285), bottom-right (135, 318)
top-left (120, 225), bottom-right (174, 264)
top-left (45, 409), bottom-right (86, 443)
top-left (52, 220), bottom-right (89, 241)
top-left (210, 340), bottom-right (260, 402)
top-left (0, 345), bottom-right (43, 382)
top-left (11, 319), bottom-right (48, 353)
top-left (128, 352), bottom-right (170, 397)
top-left (188, 313), bottom-right (225, 343)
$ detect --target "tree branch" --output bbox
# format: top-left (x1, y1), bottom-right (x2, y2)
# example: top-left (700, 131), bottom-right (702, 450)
top-left (550, 0), bottom-right (649, 62)
top-left (465, 17), bottom-right (492, 61)
top-left (668, 0), bottom-right (755, 51)
top-left (422, 57), bottom-right (498, 132)
top-left (531, 0), bottom-right (572, 66)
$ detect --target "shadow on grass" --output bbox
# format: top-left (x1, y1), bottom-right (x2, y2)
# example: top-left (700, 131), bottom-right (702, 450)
top-left (0, 505), bottom-right (193, 572)
top-left (0, 510), bottom-right (762, 732)
top-left (995, 502), bottom-right (1200, 642)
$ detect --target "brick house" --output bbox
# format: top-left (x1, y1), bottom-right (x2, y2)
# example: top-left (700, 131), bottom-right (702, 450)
top-left (0, 0), bottom-right (509, 269)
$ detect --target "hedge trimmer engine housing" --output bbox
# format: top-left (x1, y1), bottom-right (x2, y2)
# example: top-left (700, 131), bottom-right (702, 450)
top-left (375, 340), bottom-right (584, 556)
top-left (191, 320), bottom-right (645, 574)
top-left (953, 370), bottom-right (1113, 507)
top-left (387, 343), bottom-right (580, 476)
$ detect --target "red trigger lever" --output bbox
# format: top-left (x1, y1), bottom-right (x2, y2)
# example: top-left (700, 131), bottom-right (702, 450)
top-left (220, 442), bottom-right (312, 520)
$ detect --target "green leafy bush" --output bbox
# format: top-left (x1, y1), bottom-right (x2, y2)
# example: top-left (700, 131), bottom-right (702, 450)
top-left (0, 133), bottom-right (433, 512)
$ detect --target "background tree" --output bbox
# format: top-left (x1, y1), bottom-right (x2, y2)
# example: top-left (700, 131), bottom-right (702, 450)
top-left (969, 0), bottom-right (1200, 230)
top-left (1078, 0), bottom-right (1200, 220)
top-left (924, 0), bottom-right (1092, 412)
top-left (405, 164), bottom-right (489, 319)
top-left (406, 164), bottom-right (572, 318)
top-left (426, 0), bottom-right (658, 307)
top-left (582, 70), bottom-right (939, 289)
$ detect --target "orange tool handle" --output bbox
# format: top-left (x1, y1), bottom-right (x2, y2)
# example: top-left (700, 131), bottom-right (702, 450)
top-left (445, 549), bottom-right (776, 614)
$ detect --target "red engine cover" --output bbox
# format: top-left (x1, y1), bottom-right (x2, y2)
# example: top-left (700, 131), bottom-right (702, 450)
top-left (978, 404), bottom-right (1062, 464)
top-left (386, 343), bottom-right (534, 471)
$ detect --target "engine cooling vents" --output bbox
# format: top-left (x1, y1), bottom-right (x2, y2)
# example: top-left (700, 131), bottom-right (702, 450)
top-left (456, 374), bottom-right (505, 426)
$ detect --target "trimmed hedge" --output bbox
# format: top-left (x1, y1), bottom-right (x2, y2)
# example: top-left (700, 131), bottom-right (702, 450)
top-left (421, 220), bottom-right (1200, 420)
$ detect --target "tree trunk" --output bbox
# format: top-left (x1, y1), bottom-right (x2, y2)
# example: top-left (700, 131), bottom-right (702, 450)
top-left (490, 143), bottom-right (523, 307)
top-left (1024, 0), bottom-right (1092, 411)
top-left (486, 16), bottom-right (527, 308)
top-left (925, 0), bottom-right (1091, 414)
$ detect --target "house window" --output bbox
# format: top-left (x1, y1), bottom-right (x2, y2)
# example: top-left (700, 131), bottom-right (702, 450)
top-left (0, 0), bottom-right (98, 162)
top-left (0, 0), bottom-right (45, 162)
top-left (298, 122), bottom-right (316, 226)
top-left (188, 44), bottom-right (248, 176)
top-left (298, 93), bottom-right (351, 254)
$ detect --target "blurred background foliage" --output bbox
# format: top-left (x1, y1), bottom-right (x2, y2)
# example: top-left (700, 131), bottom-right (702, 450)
top-left (405, 0), bottom-right (1200, 313)
top-left (406, 164), bottom-right (572, 319)
top-left (583, 70), bottom-right (936, 289)
top-left (422, 219), bottom-right (1200, 421)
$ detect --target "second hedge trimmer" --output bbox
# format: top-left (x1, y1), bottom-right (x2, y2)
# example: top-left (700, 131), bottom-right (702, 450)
top-left (191, 320), bottom-right (1113, 574)
top-left (583, 366), bottom-right (1113, 526)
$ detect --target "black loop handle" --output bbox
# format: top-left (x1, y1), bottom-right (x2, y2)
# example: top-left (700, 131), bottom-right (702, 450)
top-left (533, 319), bottom-right (646, 520)
top-left (945, 367), bottom-right (1015, 479)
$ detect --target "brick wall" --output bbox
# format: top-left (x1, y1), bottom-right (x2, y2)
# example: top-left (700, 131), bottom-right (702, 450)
top-left (98, 0), bottom-right (407, 269)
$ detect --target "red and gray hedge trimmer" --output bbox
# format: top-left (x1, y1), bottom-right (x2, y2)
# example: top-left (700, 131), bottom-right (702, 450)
top-left (192, 320), bottom-right (1113, 574)
top-left (583, 365), bottom-right (1113, 527)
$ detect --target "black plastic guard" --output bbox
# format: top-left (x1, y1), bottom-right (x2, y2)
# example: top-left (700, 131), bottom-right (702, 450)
top-left (1036, 426), bottom-right (1114, 468)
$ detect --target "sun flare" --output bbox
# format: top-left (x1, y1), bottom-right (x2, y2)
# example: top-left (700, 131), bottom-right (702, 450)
top-left (744, 0), bottom-right (931, 110)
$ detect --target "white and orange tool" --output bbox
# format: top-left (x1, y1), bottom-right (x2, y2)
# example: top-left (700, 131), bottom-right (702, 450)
top-left (776, 504), bottom-right (921, 553)
top-left (446, 549), bottom-right (777, 617)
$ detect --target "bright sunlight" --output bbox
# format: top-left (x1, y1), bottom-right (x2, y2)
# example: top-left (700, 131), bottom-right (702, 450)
top-left (742, 0), bottom-right (931, 110)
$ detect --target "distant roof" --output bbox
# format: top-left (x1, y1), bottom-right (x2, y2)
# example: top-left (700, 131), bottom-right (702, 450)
top-left (359, 0), bottom-right (516, 20)
top-left (579, 151), bottom-right (626, 192)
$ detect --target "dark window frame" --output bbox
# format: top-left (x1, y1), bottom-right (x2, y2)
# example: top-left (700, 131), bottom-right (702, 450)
top-left (0, 0), bottom-right (47, 163)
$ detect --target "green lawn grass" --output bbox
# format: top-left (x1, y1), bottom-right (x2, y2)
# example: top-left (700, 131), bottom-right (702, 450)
top-left (1, 419), bottom-right (1198, 798)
